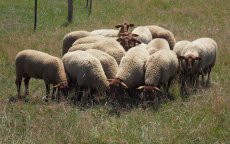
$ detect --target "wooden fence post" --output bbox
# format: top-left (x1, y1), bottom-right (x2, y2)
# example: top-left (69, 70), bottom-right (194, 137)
top-left (68, 0), bottom-right (73, 23)
top-left (34, 0), bottom-right (37, 31)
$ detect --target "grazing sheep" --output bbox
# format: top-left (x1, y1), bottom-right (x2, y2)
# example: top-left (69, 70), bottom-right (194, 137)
top-left (146, 38), bottom-right (170, 55)
top-left (62, 30), bottom-right (91, 55)
top-left (108, 45), bottom-right (150, 98)
top-left (85, 49), bottom-right (118, 79)
top-left (178, 38), bottom-right (217, 94)
top-left (68, 39), bottom-right (126, 64)
top-left (90, 29), bottom-right (119, 37)
top-left (173, 40), bottom-right (191, 56)
top-left (115, 22), bottom-right (134, 37)
top-left (132, 26), bottom-right (152, 44)
top-left (15, 49), bottom-right (68, 100)
top-left (62, 50), bottom-right (109, 101)
top-left (138, 49), bottom-right (179, 102)
top-left (145, 25), bottom-right (176, 49)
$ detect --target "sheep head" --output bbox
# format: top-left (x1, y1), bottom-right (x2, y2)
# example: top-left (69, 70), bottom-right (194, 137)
top-left (115, 22), bottom-right (134, 36)
top-left (178, 54), bottom-right (201, 74)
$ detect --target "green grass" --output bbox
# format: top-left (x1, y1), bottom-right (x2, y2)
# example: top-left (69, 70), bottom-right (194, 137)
top-left (0, 0), bottom-right (230, 143)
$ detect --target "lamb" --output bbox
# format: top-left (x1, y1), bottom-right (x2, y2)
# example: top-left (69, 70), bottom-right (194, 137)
top-left (138, 49), bottom-right (179, 103)
top-left (15, 49), bottom-right (68, 100)
top-left (90, 29), bottom-right (119, 37)
top-left (108, 45), bottom-right (150, 99)
top-left (62, 50), bottom-right (109, 102)
top-left (146, 38), bottom-right (170, 55)
top-left (132, 26), bottom-right (152, 44)
top-left (145, 25), bottom-right (176, 50)
top-left (178, 38), bottom-right (217, 94)
top-left (68, 39), bottom-right (126, 64)
top-left (85, 49), bottom-right (118, 79)
top-left (62, 30), bottom-right (91, 55)
top-left (173, 40), bottom-right (191, 56)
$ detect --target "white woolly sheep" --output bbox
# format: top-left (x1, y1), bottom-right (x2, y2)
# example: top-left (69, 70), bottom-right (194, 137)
top-left (132, 26), bottom-right (152, 44)
top-left (68, 39), bottom-right (126, 64)
top-left (62, 50), bottom-right (109, 102)
top-left (173, 40), bottom-right (191, 56)
top-left (85, 49), bottom-right (118, 79)
top-left (146, 38), bottom-right (170, 55)
top-left (178, 38), bottom-right (217, 93)
top-left (15, 49), bottom-right (68, 100)
top-left (108, 45), bottom-right (150, 98)
top-left (145, 25), bottom-right (176, 50)
top-left (138, 49), bottom-right (179, 102)
top-left (90, 29), bottom-right (119, 37)
top-left (62, 30), bottom-right (91, 55)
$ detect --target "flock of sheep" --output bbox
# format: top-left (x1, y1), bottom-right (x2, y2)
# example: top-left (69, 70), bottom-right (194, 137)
top-left (14, 22), bottom-right (217, 107)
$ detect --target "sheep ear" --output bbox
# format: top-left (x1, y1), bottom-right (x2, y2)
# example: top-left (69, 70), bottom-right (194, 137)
top-left (137, 86), bottom-right (145, 90)
top-left (195, 57), bottom-right (202, 61)
top-left (132, 34), bottom-right (139, 37)
top-left (53, 83), bottom-right (60, 88)
top-left (120, 82), bottom-right (128, 89)
top-left (129, 24), bottom-right (134, 27)
top-left (153, 86), bottom-right (161, 92)
top-left (115, 25), bottom-right (122, 28)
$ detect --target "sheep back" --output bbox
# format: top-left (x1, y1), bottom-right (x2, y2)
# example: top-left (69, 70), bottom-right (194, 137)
top-left (173, 40), bottom-right (191, 56)
top-left (62, 30), bottom-right (91, 55)
top-left (146, 25), bottom-right (176, 49)
top-left (132, 26), bottom-right (152, 44)
top-left (86, 49), bottom-right (118, 79)
top-left (147, 38), bottom-right (170, 55)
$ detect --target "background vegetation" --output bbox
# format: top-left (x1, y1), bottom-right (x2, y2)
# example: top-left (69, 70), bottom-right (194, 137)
top-left (0, 0), bottom-right (230, 143)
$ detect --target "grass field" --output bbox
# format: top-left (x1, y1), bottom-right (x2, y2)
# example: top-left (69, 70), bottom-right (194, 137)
top-left (0, 0), bottom-right (230, 143)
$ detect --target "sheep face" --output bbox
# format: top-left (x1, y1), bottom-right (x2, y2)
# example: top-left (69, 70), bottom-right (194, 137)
top-left (115, 23), bottom-right (134, 34)
top-left (178, 54), bottom-right (201, 75)
top-left (55, 81), bottom-right (69, 97)
top-left (138, 86), bottom-right (161, 106)
top-left (108, 79), bottom-right (128, 98)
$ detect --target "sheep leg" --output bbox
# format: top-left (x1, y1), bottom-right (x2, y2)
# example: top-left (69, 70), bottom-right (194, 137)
top-left (15, 78), bottom-right (22, 99)
top-left (179, 72), bottom-right (188, 97)
top-left (206, 67), bottom-right (212, 87)
top-left (51, 87), bottom-right (57, 100)
top-left (24, 76), bottom-right (30, 97)
top-left (166, 79), bottom-right (174, 101)
top-left (45, 82), bottom-right (50, 101)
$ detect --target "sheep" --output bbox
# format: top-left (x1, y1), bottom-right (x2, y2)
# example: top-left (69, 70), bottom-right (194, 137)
top-left (138, 49), bottom-right (179, 104)
top-left (115, 22), bottom-right (134, 37)
top-left (145, 25), bottom-right (176, 50)
top-left (15, 49), bottom-right (68, 100)
top-left (62, 30), bottom-right (91, 55)
top-left (85, 49), bottom-right (118, 79)
top-left (108, 45), bottom-right (150, 101)
top-left (132, 26), bottom-right (152, 44)
top-left (177, 38), bottom-right (217, 95)
top-left (62, 50), bottom-right (109, 102)
top-left (173, 40), bottom-right (191, 56)
top-left (146, 38), bottom-right (170, 55)
top-left (90, 29), bottom-right (119, 37)
top-left (68, 39), bottom-right (126, 64)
